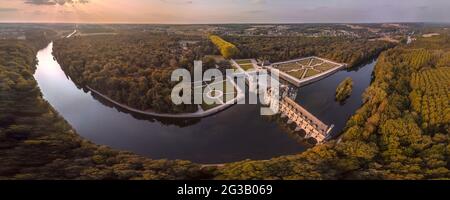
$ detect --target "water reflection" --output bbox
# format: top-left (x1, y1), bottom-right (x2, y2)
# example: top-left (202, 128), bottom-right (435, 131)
top-left (34, 42), bottom-right (377, 164)
top-left (295, 60), bottom-right (377, 138)
top-left (89, 91), bottom-right (203, 127)
top-left (34, 42), bottom-right (306, 164)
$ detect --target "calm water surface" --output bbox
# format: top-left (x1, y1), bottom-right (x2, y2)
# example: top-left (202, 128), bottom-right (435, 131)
top-left (34, 42), bottom-right (376, 164)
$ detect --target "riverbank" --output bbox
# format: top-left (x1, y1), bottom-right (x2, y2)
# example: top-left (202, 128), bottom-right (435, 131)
top-left (1, 40), bottom-right (209, 180)
top-left (36, 41), bottom-right (308, 164)
top-left (86, 77), bottom-right (245, 119)
top-left (40, 38), bottom-right (382, 164)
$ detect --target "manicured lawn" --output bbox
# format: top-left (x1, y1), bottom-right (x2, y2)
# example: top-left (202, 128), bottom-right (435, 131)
top-left (310, 58), bottom-right (323, 66)
top-left (304, 69), bottom-right (322, 78)
top-left (201, 87), bottom-right (221, 111)
top-left (315, 62), bottom-right (339, 72)
top-left (297, 58), bottom-right (313, 66)
top-left (223, 80), bottom-right (237, 100)
top-left (287, 69), bottom-right (306, 79)
top-left (201, 100), bottom-right (221, 111)
top-left (239, 63), bottom-right (255, 71)
top-left (208, 80), bottom-right (237, 95)
top-left (235, 59), bottom-right (252, 65)
top-left (277, 63), bottom-right (300, 72)
top-left (200, 79), bottom-right (237, 110)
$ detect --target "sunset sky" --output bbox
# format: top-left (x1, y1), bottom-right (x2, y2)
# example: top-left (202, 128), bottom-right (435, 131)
top-left (1, 0), bottom-right (450, 23)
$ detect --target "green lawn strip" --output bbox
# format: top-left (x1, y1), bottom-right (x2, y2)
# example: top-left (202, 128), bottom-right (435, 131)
top-left (235, 59), bottom-right (253, 65)
top-left (287, 69), bottom-right (306, 79)
top-left (201, 91), bottom-right (222, 111)
top-left (277, 63), bottom-right (299, 72)
top-left (310, 58), bottom-right (323, 66)
top-left (223, 80), bottom-right (237, 99)
top-left (297, 58), bottom-right (312, 66)
top-left (304, 69), bottom-right (322, 78)
top-left (315, 63), bottom-right (338, 72)
top-left (239, 63), bottom-right (255, 71)
top-left (201, 101), bottom-right (221, 111)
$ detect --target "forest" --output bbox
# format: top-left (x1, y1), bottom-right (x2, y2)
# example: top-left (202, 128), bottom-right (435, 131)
top-left (2, 27), bottom-right (449, 180)
top-left (53, 33), bottom-right (216, 114)
top-left (228, 36), bottom-right (394, 67)
top-left (53, 34), bottom-right (392, 114)
top-left (0, 36), bottom-right (211, 179)
top-left (215, 35), bottom-right (450, 180)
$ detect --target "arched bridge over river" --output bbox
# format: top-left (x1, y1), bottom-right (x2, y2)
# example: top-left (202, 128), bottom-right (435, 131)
top-left (279, 97), bottom-right (333, 144)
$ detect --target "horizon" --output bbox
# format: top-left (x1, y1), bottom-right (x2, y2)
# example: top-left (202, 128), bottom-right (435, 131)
top-left (1, 21), bottom-right (449, 25)
top-left (1, 0), bottom-right (450, 24)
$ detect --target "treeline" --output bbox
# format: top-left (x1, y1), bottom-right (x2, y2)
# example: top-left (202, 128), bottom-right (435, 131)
top-left (227, 36), bottom-right (394, 67)
top-left (209, 35), bottom-right (239, 59)
top-left (53, 33), bottom-right (215, 113)
top-left (25, 29), bottom-right (58, 51)
top-left (0, 39), bottom-right (211, 180)
top-left (216, 34), bottom-right (450, 180)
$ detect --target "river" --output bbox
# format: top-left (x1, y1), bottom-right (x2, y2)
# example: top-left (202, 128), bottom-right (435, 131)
top-left (34, 42), bottom-right (377, 164)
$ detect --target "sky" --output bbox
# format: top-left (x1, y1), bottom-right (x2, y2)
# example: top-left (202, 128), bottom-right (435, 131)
top-left (0, 0), bottom-right (450, 23)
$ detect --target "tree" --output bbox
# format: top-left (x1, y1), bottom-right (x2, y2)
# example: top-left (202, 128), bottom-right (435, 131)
top-left (335, 77), bottom-right (353, 102)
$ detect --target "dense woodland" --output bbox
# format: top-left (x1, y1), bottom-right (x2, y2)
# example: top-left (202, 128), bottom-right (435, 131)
top-left (216, 35), bottom-right (450, 179)
top-left (1, 27), bottom-right (449, 180)
top-left (53, 33), bottom-right (216, 113)
top-left (0, 37), bottom-right (211, 179)
top-left (54, 34), bottom-right (392, 114)
top-left (228, 36), bottom-right (394, 67)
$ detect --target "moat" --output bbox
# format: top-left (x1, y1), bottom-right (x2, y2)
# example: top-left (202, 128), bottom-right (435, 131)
top-left (34, 42), bottom-right (377, 164)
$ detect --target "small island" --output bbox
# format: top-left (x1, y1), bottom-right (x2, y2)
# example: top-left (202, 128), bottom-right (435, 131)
top-left (335, 77), bottom-right (353, 102)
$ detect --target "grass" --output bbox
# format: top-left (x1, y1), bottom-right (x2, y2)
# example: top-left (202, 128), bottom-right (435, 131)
top-left (315, 62), bottom-right (338, 72)
top-left (239, 64), bottom-right (255, 71)
top-left (310, 58), bottom-right (323, 66)
top-left (200, 79), bottom-right (237, 110)
top-left (223, 80), bottom-right (237, 100)
top-left (277, 63), bottom-right (300, 72)
top-left (235, 59), bottom-right (252, 65)
top-left (304, 69), bottom-right (321, 78)
top-left (297, 58), bottom-right (313, 66)
top-left (201, 87), bottom-right (221, 111)
top-left (201, 100), bottom-right (221, 111)
top-left (209, 80), bottom-right (237, 96)
top-left (287, 69), bottom-right (306, 79)
top-left (272, 57), bottom-right (341, 79)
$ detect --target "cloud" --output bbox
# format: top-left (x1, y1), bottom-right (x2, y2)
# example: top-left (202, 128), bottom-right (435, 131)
top-left (24, 0), bottom-right (89, 6)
